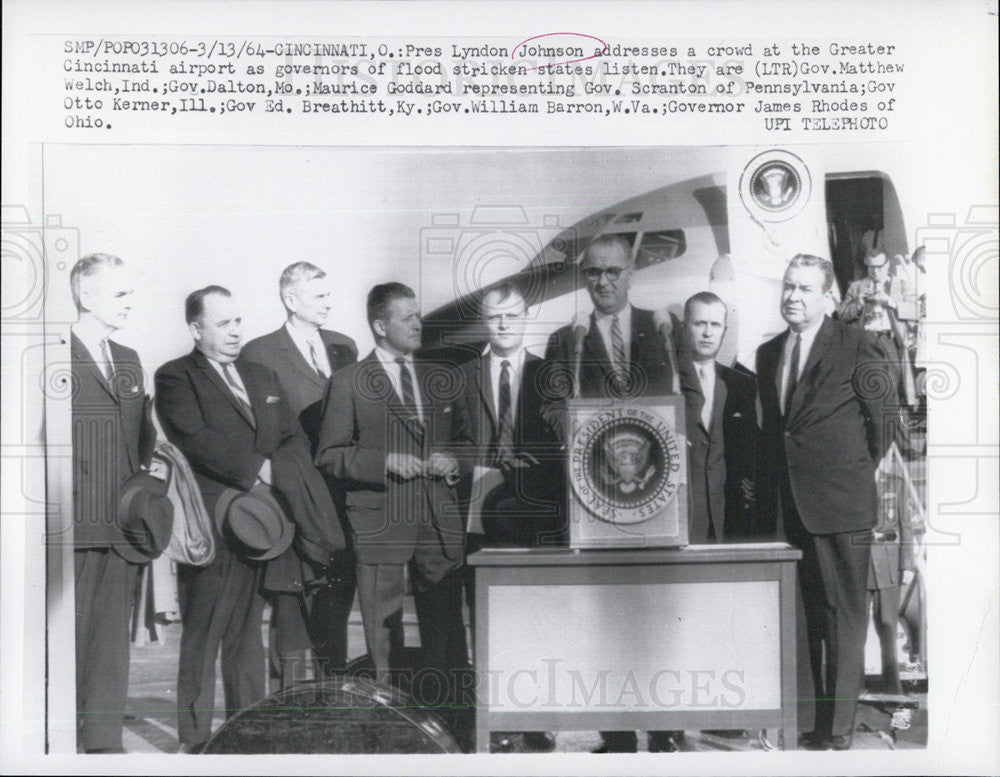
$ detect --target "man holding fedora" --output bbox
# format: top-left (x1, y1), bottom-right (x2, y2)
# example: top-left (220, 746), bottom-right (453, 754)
top-left (155, 285), bottom-right (345, 752)
top-left (70, 253), bottom-right (161, 753)
top-left (243, 261), bottom-right (359, 687)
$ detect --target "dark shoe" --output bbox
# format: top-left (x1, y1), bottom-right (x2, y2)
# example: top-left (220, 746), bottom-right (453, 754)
top-left (704, 729), bottom-right (747, 739)
top-left (594, 731), bottom-right (638, 753)
top-left (180, 742), bottom-right (206, 754)
top-left (647, 730), bottom-right (683, 752)
top-left (522, 731), bottom-right (557, 752)
top-left (826, 733), bottom-right (853, 751)
top-left (798, 731), bottom-right (826, 750)
top-left (490, 733), bottom-right (520, 753)
top-left (84, 746), bottom-right (125, 754)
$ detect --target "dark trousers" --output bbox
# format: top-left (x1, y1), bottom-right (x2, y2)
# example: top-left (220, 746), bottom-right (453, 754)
top-left (355, 561), bottom-right (468, 689)
top-left (176, 545), bottom-right (266, 746)
top-left (268, 576), bottom-right (356, 689)
top-left (75, 549), bottom-right (139, 751)
top-left (786, 516), bottom-right (872, 738)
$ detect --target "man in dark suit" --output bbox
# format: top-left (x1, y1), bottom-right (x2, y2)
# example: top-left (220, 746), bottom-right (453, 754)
top-left (756, 254), bottom-right (891, 751)
top-left (456, 282), bottom-right (563, 752)
top-left (678, 291), bottom-right (757, 543)
top-left (243, 261), bottom-right (358, 686)
top-left (70, 253), bottom-right (156, 752)
top-left (457, 282), bottom-right (564, 549)
top-left (155, 285), bottom-right (345, 751)
top-left (314, 282), bottom-right (468, 714)
top-left (543, 234), bottom-right (681, 754)
top-left (544, 233), bottom-right (676, 404)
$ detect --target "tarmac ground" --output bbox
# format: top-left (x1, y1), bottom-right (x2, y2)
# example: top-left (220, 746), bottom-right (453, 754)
top-left (118, 595), bottom-right (928, 755)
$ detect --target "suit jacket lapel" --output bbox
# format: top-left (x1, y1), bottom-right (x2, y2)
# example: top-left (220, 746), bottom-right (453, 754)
top-left (475, 355), bottom-right (498, 436)
top-left (278, 325), bottom-right (327, 391)
top-left (193, 349), bottom-right (256, 430)
top-left (233, 359), bottom-right (261, 430)
top-left (368, 353), bottom-right (424, 446)
top-left (788, 317), bottom-right (834, 422)
top-left (71, 331), bottom-right (118, 403)
top-left (631, 306), bottom-right (651, 368)
top-left (711, 364), bottom-right (727, 433)
top-left (584, 313), bottom-right (613, 380)
top-left (770, 332), bottom-right (788, 407)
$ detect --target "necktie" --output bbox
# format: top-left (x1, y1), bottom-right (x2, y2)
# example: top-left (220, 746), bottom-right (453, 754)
top-left (699, 363), bottom-right (713, 430)
top-left (784, 334), bottom-right (802, 414)
top-left (99, 339), bottom-right (115, 383)
top-left (222, 362), bottom-right (255, 424)
top-left (395, 357), bottom-right (420, 423)
top-left (308, 339), bottom-right (328, 380)
top-left (611, 315), bottom-right (628, 388)
top-left (496, 359), bottom-right (515, 462)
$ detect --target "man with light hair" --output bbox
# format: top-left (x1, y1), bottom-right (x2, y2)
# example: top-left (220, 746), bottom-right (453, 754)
top-left (243, 261), bottom-right (358, 686)
top-left (70, 253), bottom-right (156, 752)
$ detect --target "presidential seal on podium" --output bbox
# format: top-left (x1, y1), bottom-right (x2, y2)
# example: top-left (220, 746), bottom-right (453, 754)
top-left (567, 397), bottom-right (688, 549)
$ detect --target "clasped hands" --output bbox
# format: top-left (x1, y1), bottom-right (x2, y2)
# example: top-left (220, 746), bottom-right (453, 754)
top-left (386, 452), bottom-right (460, 484)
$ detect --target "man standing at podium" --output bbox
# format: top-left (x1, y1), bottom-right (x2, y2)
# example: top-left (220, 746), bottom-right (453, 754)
top-left (457, 282), bottom-right (562, 752)
top-left (756, 254), bottom-right (890, 751)
top-left (544, 234), bottom-right (682, 754)
top-left (544, 234), bottom-right (676, 403)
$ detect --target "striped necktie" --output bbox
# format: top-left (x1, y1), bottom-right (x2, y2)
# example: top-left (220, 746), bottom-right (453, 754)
top-left (783, 334), bottom-right (802, 415)
top-left (222, 362), bottom-right (255, 425)
top-left (611, 314), bottom-right (629, 388)
top-left (308, 339), bottom-right (328, 380)
top-left (495, 359), bottom-right (515, 463)
top-left (99, 339), bottom-right (115, 384)
top-left (394, 356), bottom-right (423, 431)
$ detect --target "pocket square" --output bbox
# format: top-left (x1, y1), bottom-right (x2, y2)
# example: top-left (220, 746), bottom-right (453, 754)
top-left (266, 395), bottom-right (281, 404)
top-left (443, 406), bottom-right (452, 414)
top-left (732, 412), bottom-right (743, 418)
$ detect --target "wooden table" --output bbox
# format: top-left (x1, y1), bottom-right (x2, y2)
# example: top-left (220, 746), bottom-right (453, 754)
top-left (468, 543), bottom-right (802, 751)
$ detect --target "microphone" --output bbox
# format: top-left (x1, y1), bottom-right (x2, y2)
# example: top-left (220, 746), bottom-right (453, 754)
top-left (570, 313), bottom-right (588, 399)
top-left (653, 309), bottom-right (681, 395)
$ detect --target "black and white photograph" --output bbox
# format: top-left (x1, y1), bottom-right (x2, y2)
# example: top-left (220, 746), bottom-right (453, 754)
top-left (1, 2), bottom-right (997, 775)
top-left (24, 142), bottom-right (945, 754)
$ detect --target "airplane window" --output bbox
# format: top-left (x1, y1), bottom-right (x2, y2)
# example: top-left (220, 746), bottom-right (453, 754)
top-left (615, 212), bottom-right (643, 224)
top-left (580, 213), bottom-right (617, 233)
top-left (635, 230), bottom-right (686, 269)
top-left (536, 229), bottom-right (577, 266)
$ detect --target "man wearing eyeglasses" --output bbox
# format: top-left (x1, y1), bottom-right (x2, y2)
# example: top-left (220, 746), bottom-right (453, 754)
top-left (544, 233), bottom-right (676, 404)
top-left (543, 234), bottom-right (682, 754)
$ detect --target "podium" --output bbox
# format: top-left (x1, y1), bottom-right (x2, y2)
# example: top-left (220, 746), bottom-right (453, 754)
top-left (468, 544), bottom-right (802, 751)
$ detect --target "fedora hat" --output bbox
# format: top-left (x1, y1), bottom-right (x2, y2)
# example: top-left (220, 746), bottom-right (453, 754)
top-left (117, 470), bottom-right (174, 564)
top-left (215, 483), bottom-right (295, 561)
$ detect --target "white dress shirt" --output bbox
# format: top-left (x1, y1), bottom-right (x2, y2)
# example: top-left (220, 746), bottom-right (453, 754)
top-left (780, 316), bottom-right (825, 412)
top-left (694, 360), bottom-right (716, 430)
top-left (285, 320), bottom-right (331, 377)
top-left (487, 347), bottom-right (525, 421)
top-left (374, 346), bottom-right (424, 421)
top-left (593, 303), bottom-right (632, 366)
top-left (72, 324), bottom-right (115, 377)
